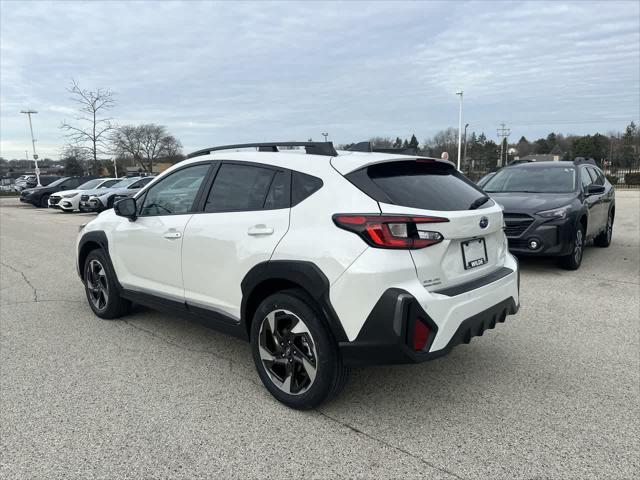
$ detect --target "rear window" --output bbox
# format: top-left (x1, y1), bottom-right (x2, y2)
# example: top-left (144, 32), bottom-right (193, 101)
top-left (347, 161), bottom-right (490, 211)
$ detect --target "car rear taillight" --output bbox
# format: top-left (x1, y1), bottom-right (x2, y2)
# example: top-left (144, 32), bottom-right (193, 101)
top-left (412, 318), bottom-right (431, 351)
top-left (333, 214), bottom-right (448, 249)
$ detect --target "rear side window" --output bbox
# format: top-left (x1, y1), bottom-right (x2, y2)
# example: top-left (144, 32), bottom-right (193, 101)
top-left (205, 163), bottom-right (283, 212)
top-left (292, 172), bottom-right (323, 206)
top-left (347, 161), bottom-right (488, 211)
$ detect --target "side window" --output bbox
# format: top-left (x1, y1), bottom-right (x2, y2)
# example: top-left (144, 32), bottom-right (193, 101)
top-left (580, 169), bottom-right (592, 190)
top-left (263, 171), bottom-right (290, 210)
top-left (139, 164), bottom-right (209, 216)
top-left (589, 167), bottom-right (604, 186)
top-left (204, 163), bottom-right (278, 212)
top-left (291, 171), bottom-right (323, 206)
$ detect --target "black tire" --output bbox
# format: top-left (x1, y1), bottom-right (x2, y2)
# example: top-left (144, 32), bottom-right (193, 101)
top-left (107, 196), bottom-right (115, 209)
top-left (560, 223), bottom-right (585, 270)
top-left (38, 194), bottom-right (50, 208)
top-left (594, 209), bottom-right (613, 248)
top-left (83, 249), bottom-right (131, 319)
top-left (250, 289), bottom-right (349, 409)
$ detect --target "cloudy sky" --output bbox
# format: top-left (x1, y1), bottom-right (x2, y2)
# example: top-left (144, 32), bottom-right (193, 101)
top-left (1, 0), bottom-right (638, 160)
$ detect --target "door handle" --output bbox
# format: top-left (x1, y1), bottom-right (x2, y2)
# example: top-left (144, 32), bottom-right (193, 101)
top-left (163, 230), bottom-right (182, 239)
top-left (247, 224), bottom-right (274, 236)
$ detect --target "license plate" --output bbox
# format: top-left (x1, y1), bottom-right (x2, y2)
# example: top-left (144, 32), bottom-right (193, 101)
top-left (461, 238), bottom-right (488, 270)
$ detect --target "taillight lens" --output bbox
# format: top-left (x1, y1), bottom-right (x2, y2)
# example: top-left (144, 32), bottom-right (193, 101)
top-left (333, 214), bottom-right (448, 249)
top-left (413, 318), bottom-right (431, 351)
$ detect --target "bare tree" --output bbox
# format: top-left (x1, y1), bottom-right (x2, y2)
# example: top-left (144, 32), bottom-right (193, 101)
top-left (60, 79), bottom-right (115, 173)
top-left (111, 124), bottom-right (183, 172)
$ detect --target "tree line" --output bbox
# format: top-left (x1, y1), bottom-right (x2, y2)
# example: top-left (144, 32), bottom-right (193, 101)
top-left (343, 121), bottom-right (639, 172)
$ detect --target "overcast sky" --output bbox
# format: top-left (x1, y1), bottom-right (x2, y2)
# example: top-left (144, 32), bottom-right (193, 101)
top-left (1, 0), bottom-right (639, 160)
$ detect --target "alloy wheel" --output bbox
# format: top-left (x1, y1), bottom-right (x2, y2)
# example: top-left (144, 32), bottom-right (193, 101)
top-left (86, 259), bottom-right (109, 311)
top-left (258, 309), bottom-right (318, 395)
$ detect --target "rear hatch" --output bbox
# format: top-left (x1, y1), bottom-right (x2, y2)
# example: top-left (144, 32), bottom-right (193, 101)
top-left (340, 158), bottom-right (507, 292)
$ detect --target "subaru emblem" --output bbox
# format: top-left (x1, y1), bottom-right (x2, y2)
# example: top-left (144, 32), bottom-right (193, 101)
top-left (479, 217), bottom-right (489, 229)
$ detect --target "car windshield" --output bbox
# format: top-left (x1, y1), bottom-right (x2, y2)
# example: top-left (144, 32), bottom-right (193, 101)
top-left (483, 166), bottom-right (576, 193)
top-left (98, 179), bottom-right (120, 188)
top-left (78, 179), bottom-right (103, 190)
top-left (109, 178), bottom-right (138, 188)
top-left (44, 177), bottom-right (69, 188)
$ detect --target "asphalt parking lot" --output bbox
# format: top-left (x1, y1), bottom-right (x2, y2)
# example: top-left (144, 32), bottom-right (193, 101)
top-left (1, 192), bottom-right (638, 480)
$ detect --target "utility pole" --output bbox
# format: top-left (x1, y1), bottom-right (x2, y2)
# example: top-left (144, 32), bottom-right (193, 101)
top-left (497, 122), bottom-right (511, 167)
top-left (455, 90), bottom-right (464, 170)
top-left (463, 123), bottom-right (469, 172)
top-left (321, 132), bottom-right (328, 142)
top-left (20, 109), bottom-right (41, 186)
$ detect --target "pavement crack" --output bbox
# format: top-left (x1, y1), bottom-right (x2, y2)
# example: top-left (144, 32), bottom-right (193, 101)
top-left (314, 409), bottom-right (466, 480)
top-left (0, 261), bottom-right (38, 302)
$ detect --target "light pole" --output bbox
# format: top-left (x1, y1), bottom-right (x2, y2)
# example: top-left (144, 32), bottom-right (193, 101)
top-left (463, 123), bottom-right (469, 171)
top-left (455, 90), bottom-right (464, 170)
top-left (20, 109), bottom-right (41, 186)
top-left (321, 132), bottom-right (328, 142)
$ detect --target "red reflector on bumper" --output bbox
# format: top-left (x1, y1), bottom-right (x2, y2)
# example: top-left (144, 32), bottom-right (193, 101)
top-left (413, 318), bottom-right (430, 351)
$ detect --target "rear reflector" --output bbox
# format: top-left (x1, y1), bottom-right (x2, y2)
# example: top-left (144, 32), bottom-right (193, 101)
top-left (413, 318), bottom-right (430, 351)
top-left (333, 214), bottom-right (447, 249)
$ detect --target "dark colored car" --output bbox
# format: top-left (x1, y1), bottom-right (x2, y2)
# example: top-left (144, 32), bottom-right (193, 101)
top-left (476, 171), bottom-right (496, 188)
top-left (482, 158), bottom-right (615, 269)
top-left (20, 176), bottom-right (98, 208)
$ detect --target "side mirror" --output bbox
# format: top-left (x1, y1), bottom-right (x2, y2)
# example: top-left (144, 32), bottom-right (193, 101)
top-left (114, 197), bottom-right (137, 220)
top-left (587, 184), bottom-right (605, 195)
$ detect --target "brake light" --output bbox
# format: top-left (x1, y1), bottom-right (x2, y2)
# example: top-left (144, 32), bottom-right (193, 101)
top-left (413, 318), bottom-right (430, 351)
top-left (333, 214), bottom-right (447, 249)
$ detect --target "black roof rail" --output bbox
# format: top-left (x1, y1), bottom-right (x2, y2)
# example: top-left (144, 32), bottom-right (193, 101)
top-left (186, 142), bottom-right (338, 159)
top-left (347, 141), bottom-right (372, 152)
top-left (573, 157), bottom-right (597, 166)
top-left (346, 141), bottom-right (418, 155)
top-left (507, 159), bottom-right (535, 165)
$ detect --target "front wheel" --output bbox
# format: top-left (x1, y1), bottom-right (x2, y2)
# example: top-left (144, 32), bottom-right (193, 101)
top-left (560, 224), bottom-right (585, 270)
top-left (38, 195), bottom-right (50, 208)
top-left (250, 289), bottom-right (349, 409)
top-left (83, 249), bottom-right (131, 319)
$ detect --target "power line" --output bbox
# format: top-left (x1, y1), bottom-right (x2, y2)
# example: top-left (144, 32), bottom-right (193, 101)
top-left (497, 122), bottom-right (511, 167)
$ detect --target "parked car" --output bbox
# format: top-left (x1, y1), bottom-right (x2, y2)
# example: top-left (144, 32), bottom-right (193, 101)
top-left (76, 141), bottom-right (519, 409)
top-left (48, 178), bottom-right (120, 212)
top-left (482, 158), bottom-right (615, 269)
top-left (80, 176), bottom-right (154, 212)
top-left (14, 175), bottom-right (59, 191)
top-left (20, 176), bottom-right (98, 208)
top-left (477, 171), bottom-right (496, 188)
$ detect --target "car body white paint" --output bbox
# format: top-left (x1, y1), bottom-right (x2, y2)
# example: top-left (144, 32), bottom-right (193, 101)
top-left (78, 149), bottom-right (519, 354)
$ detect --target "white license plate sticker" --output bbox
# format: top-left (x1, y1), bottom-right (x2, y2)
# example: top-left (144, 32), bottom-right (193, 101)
top-left (462, 238), bottom-right (487, 270)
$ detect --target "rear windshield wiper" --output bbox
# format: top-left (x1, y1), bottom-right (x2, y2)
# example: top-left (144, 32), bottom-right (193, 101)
top-left (469, 195), bottom-right (490, 210)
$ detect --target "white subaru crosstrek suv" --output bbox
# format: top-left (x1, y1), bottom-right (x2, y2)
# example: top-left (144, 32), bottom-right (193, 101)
top-left (77, 141), bottom-right (519, 409)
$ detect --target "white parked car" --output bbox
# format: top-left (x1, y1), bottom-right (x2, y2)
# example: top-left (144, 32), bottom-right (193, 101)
top-left (76, 142), bottom-right (520, 409)
top-left (80, 176), bottom-right (154, 212)
top-left (48, 178), bottom-right (120, 211)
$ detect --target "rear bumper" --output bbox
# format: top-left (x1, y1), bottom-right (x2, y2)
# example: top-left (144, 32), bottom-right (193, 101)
top-left (340, 294), bottom-right (518, 366)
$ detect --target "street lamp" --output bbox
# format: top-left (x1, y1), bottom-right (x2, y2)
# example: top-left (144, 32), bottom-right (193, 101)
top-left (321, 132), bottom-right (328, 142)
top-left (20, 109), bottom-right (41, 186)
top-left (463, 123), bottom-right (469, 171)
top-left (455, 90), bottom-right (464, 170)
